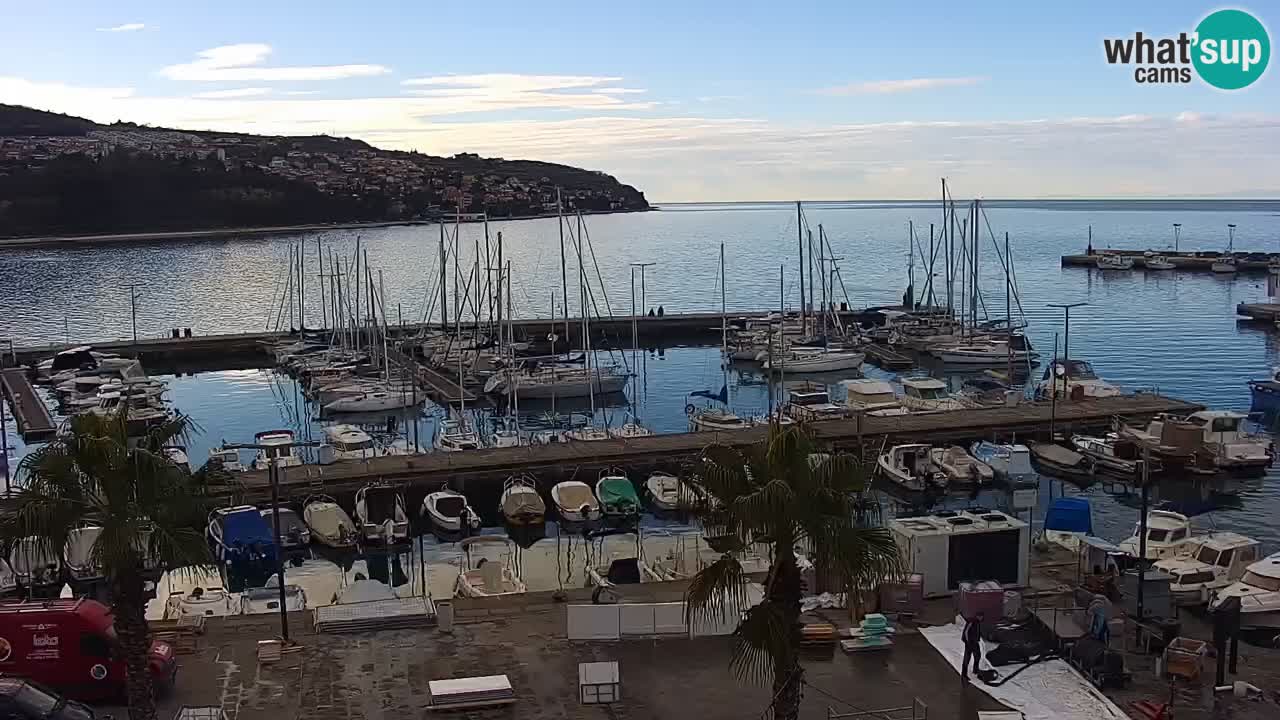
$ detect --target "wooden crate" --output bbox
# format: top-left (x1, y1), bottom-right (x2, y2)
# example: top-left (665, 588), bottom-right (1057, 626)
top-left (1162, 637), bottom-right (1207, 681)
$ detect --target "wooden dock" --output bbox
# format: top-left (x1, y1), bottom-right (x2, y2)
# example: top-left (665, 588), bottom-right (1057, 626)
top-left (1062, 252), bottom-right (1276, 274)
top-left (385, 347), bottom-right (476, 405)
top-left (10, 308), bottom-right (892, 366)
top-left (1236, 303), bottom-right (1280, 322)
top-left (212, 393), bottom-right (1201, 506)
top-left (1, 368), bottom-right (57, 441)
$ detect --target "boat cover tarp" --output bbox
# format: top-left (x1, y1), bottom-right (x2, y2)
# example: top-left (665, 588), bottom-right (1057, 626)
top-left (598, 478), bottom-right (639, 512)
top-left (305, 502), bottom-right (351, 537)
top-left (920, 618), bottom-right (1128, 720)
top-left (366, 487), bottom-right (399, 523)
top-left (1032, 443), bottom-right (1087, 466)
top-left (555, 484), bottom-right (597, 510)
top-left (1044, 498), bottom-right (1092, 534)
top-left (222, 510), bottom-right (275, 546)
top-left (502, 490), bottom-right (544, 518)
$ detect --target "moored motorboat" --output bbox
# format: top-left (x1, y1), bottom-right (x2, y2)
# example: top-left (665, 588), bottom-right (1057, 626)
top-left (1157, 532), bottom-right (1261, 606)
top-left (209, 446), bottom-right (245, 472)
top-left (161, 446), bottom-right (191, 473)
top-left (1209, 551), bottom-right (1280, 631)
top-left (1118, 510), bottom-right (1194, 561)
top-left (251, 430), bottom-right (303, 470)
top-left (207, 505), bottom-right (278, 579)
top-left (688, 406), bottom-right (752, 432)
top-left (928, 445), bottom-right (994, 485)
top-left (422, 488), bottom-right (482, 540)
top-left (970, 441), bottom-right (1037, 483)
top-left (260, 505), bottom-right (311, 551)
top-left (302, 495), bottom-right (358, 548)
top-left (1027, 441), bottom-right (1096, 483)
top-left (454, 535), bottom-right (527, 598)
top-left (1071, 434), bottom-right (1160, 478)
top-left (595, 470), bottom-right (641, 524)
top-left (435, 419), bottom-right (482, 452)
top-left (354, 483), bottom-right (411, 544)
top-left (499, 475), bottom-right (545, 527)
top-left (877, 444), bottom-right (946, 492)
top-left (1095, 252), bottom-right (1134, 270)
top-left (840, 378), bottom-right (907, 416)
top-left (1034, 359), bottom-right (1121, 400)
top-left (1145, 254), bottom-right (1175, 270)
top-left (1183, 410), bottom-right (1273, 477)
top-left (1247, 367), bottom-right (1280, 415)
top-left (645, 472), bottom-right (689, 512)
top-left (550, 480), bottom-right (601, 526)
top-left (899, 377), bottom-right (969, 412)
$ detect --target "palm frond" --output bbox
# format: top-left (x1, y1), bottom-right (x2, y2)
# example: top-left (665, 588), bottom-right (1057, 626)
top-left (729, 599), bottom-right (794, 684)
top-left (684, 553), bottom-right (750, 627)
top-left (804, 521), bottom-right (903, 593)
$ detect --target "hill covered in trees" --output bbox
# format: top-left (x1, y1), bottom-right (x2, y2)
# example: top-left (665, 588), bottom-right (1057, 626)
top-left (0, 105), bottom-right (650, 238)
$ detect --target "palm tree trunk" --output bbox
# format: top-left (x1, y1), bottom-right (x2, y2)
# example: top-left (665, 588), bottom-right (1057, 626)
top-left (769, 541), bottom-right (803, 720)
top-left (112, 571), bottom-right (158, 720)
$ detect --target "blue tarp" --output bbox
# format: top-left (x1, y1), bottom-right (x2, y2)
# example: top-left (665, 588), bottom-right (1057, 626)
top-left (1044, 497), bottom-right (1092, 534)
top-left (221, 508), bottom-right (276, 546)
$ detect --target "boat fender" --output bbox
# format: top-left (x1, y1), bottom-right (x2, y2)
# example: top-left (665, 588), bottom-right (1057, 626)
top-left (685, 404), bottom-right (696, 415)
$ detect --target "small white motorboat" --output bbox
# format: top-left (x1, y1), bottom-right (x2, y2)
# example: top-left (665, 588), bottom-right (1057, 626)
top-left (422, 488), bottom-right (482, 539)
top-left (929, 446), bottom-right (995, 485)
top-left (9, 537), bottom-right (61, 588)
top-left (1095, 252), bottom-right (1134, 270)
top-left (1145, 254), bottom-right (1175, 271)
top-left (63, 525), bottom-right (105, 582)
top-left (355, 484), bottom-right (411, 544)
top-left (970, 441), bottom-right (1037, 483)
top-left (1157, 532), bottom-right (1261, 606)
top-left (877, 444), bottom-right (946, 492)
top-left (551, 480), bottom-right (601, 526)
top-left (1119, 510), bottom-right (1194, 560)
top-left (1034, 358), bottom-right (1122, 400)
top-left (1210, 256), bottom-right (1238, 273)
top-left (688, 407), bottom-right (752, 432)
top-left (899, 377), bottom-right (969, 412)
top-left (260, 505), bottom-right (311, 550)
top-left (240, 574), bottom-right (308, 615)
top-left (321, 424), bottom-right (380, 461)
top-left (435, 419), bottom-right (483, 452)
top-left (841, 378), bottom-right (907, 416)
top-left (562, 425), bottom-right (612, 442)
top-left (159, 566), bottom-right (240, 620)
top-left (251, 430), bottom-right (303, 471)
top-left (1210, 551), bottom-right (1280, 631)
top-left (499, 475), bottom-right (545, 527)
top-left (609, 421), bottom-right (654, 439)
top-left (645, 472), bottom-right (690, 512)
top-left (302, 495), bottom-right (358, 548)
top-left (454, 535), bottom-right (527, 598)
top-left (209, 446), bottom-right (245, 472)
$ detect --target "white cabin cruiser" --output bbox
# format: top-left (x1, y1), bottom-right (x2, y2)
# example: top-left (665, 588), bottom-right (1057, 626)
top-left (899, 377), bottom-right (969, 412)
top-left (158, 566), bottom-right (240, 620)
top-left (877, 444), bottom-right (947, 492)
top-left (1157, 532), bottom-right (1261, 606)
top-left (435, 419), bottom-right (483, 452)
top-left (209, 447), bottom-right (245, 472)
top-left (422, 488), bottom-right (482, 539)
top-left (354, 484), bottom-right (411, 544)
top-left (1184, 410), bottom-right (1273, 476)
top-left (1035, 359), bottom-right (1121, 400)
top-left (1210, 551), bottom-right (1280, 631)
top-left (1095, 252), bottom-right (1134, 270)
top-left (321, 424), bottom-right (381, 461)
top-left (1119, 510), bottom-right (1194, 561)
top-left (551, 480), bottom-right (601, 526)
top-left (840, 379), bottom-right (907, 416)
top-left (302, 495), bottom-right (358, 548)
top-left (454, 535), bottom-right (527, 598)
top-left (688, 407), bottom-right (752, 432)
top-left (251, 430), bottom-right (303, 470)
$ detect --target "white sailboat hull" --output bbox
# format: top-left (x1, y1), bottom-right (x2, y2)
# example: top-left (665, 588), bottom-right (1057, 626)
top-left (762, 352), bottom-right (864, 374)
top-left (323, 392), bottom-right (418, 413)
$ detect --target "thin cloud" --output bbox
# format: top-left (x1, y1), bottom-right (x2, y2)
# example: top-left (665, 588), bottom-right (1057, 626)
top-left (399, 73), bottom-right (651, 114)
top-left (192, 87), bottom-right (272, 99)
top-left (97, 23), bottom-right (146, 33)
top-left (160, 44), bottom-right (389, 82)
top-left (818, 76), bottom-right (987, 95)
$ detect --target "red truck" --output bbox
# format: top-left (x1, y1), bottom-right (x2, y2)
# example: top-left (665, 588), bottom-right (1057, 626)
top-left (0, 599), bottom-right (176, 703)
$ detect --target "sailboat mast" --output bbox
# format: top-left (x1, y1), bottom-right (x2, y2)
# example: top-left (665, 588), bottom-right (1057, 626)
top-left (496, 231), bottom-right (504, 357)
top-left (943, 179), bottom-right (952, 315)
top-left (508, 262), bottom-right (518, 426)
top-left (576, 212), bottom-right (595, 417)
top-left (720, 243), bottom-right (727, 353)
top-left (796, 201), bottom-right (806, 331)
top-left (970, 201), bottom-right (979, 332)
top-left (807, 228), bottom-right (815, 326)
top-left (438, 224), bottom-right (448, 332)
top-left (557, 188), bottom-right (570, 352)
top-left (818, 225), bottom-right (827, 331)
top-left (1005, 232), bottom-right (1013, 382)
top-left (298, 241), bottom-right (305, 331)
top-left (908, 220), bottom-right (915, 310)
top-left (379, 270), bottom-right (389, 380)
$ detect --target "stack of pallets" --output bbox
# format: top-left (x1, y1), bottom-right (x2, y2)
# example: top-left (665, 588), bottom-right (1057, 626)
top-left (312, 597), bottom-right (435, 634)
top-left (800, 623), bottom-right (837, 648)
top-left (840, 613), bottom-right (895, 653)
top-left (428, 675), bottom-right (515, 710)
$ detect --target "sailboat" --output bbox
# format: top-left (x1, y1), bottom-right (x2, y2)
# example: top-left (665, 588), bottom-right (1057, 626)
top-left (1211, 223), bottom-right (1239, 273)
top-left (689, 244), bottom-right (751, 431)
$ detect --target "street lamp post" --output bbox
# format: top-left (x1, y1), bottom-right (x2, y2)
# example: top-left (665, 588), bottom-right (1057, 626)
top-left (1172, 223), bottom-right (1181, 255)
top-left (629, 262), bottom-right (655, 320)
top-left (129, 284), bottom-right (143, 343)
top-left (1046, 302), bottom-right (1088, 399)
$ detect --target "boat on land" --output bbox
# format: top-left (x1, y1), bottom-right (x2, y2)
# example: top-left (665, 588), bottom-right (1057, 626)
top-left (586, 550), bottom-right (668, 588)
top-left (1157, 532), bottom-right (1261, 606)
top-left (302, 495), bottom-right (358, 548)
top-left (454, 535), bottom-right (527, 598)
top-left (877, 444), bottom-right (947, 492)
top-left (551, 480), bottom-right (601, 526)
top-left (499, 475), bottom-right (546, 527)
top-left (250, 430), bottom-right (303, 471)
top-left (929, 446), bottom-right (994, 485)
top-left (1042, 497), bottom-right (1093, 552)
top-left (422, 487), bottom-right (482, 540)
top-left (1119, 510), bottom-right (1194, 561)
top-left (241, 573), bottom-right (308, 615)
top-left (354, 483), bottom-right (411, 544)
top-left (9, 537), bottom-right (60, 590)
top-left (1210, 551), bottom-right (1280, 631)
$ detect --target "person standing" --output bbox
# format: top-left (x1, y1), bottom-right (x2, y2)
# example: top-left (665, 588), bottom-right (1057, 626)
top-left (962, 611), bottom-right (984, 682)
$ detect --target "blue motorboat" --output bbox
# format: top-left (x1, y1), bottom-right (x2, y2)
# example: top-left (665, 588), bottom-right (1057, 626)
top-left (207, 505), bottom-right (278, 584)
top-left (970, 441), bottom-right (1038, 484)
top-left (1042, 497), bottom-right (1093, 552)
top-left (1248, 368), bottom-right (1280, 414)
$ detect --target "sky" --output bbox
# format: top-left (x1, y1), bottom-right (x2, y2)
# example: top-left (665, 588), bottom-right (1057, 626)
top-left (1, 1), bottom-right (1277, 201)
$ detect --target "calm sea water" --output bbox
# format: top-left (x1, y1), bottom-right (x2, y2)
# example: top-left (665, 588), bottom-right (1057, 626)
top-left (4, 199), bottom-right (1280, 587)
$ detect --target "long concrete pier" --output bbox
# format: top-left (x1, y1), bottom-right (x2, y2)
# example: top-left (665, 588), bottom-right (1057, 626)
top-left (214, 393), bottom-right (1201, 506)
top-left (1062, 251), bottom-right (1276, 274)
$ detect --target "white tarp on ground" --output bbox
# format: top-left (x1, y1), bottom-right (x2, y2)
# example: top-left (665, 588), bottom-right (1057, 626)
top-left (919, 618), bottom-right (1129, 720)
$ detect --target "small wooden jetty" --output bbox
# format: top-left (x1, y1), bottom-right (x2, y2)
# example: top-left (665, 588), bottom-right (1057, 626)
top-left (1, 368), bottom-right (56, 441)
top-left (1062, 251), bottom-right (1276, 274)
top-left (211, 393), bottom-right (1201, 506)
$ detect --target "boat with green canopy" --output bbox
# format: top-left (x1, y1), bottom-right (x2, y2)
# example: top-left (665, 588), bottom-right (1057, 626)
top-left (595, 469), bottom-right (640, 521)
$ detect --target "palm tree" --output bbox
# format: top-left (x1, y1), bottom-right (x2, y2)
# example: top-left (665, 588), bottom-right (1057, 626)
top-left (0, 411), bottom-right (212, 720)
top-left (683, 421), bottom-right (901, 720)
